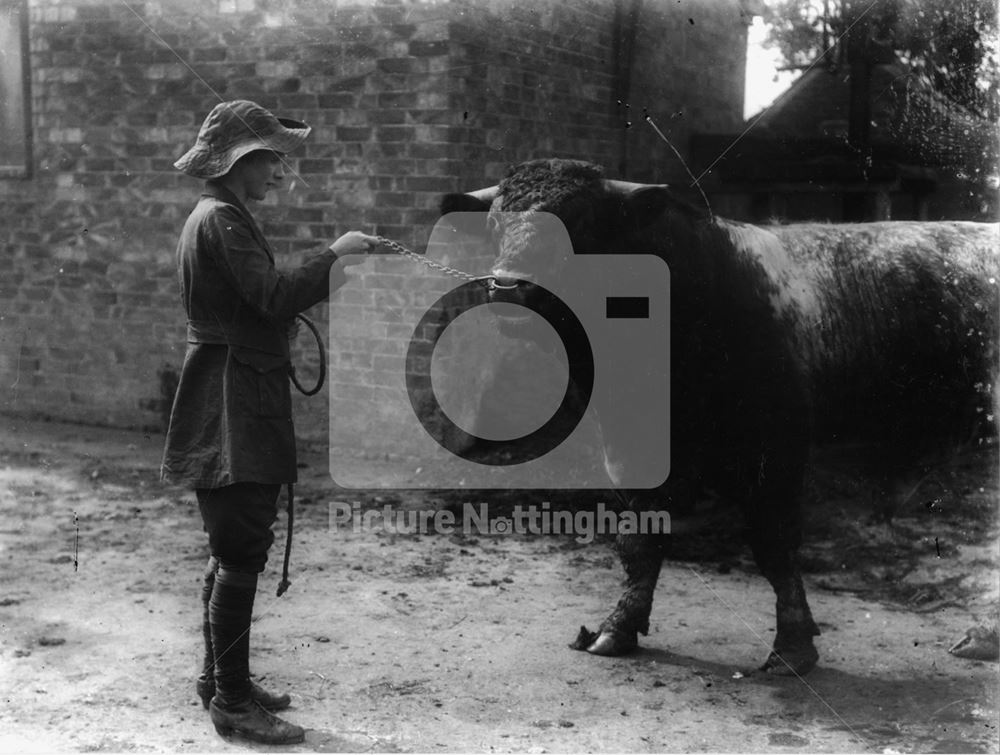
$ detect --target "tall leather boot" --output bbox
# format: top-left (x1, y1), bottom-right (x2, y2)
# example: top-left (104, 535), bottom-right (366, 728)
top-left (196, 556), bottom-right (218, 706)
top-left (207, 567), bottom-right (304, 745)
top-left (196, 558), bottom-right (290, 711)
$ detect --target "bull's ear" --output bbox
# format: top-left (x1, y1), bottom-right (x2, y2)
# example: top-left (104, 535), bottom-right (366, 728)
top-left (621, 186), bottom-right (671, 229)
top-left (439, 188), bottom-right (497, 216)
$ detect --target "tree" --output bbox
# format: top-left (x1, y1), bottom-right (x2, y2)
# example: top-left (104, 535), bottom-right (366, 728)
top-left (762, 0), bottom-right (999, 120)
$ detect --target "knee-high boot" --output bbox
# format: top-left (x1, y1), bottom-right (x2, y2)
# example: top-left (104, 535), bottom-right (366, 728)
top-left (196, 558), bottom-right (291, 711)
top-left (207, 567), bottom-right (303, 745)
top-left (196, 556), bottom-right (218, 704)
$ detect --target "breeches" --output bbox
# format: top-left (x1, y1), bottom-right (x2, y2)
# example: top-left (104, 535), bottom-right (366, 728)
top-left (197, 483), bottom-right (281, 573)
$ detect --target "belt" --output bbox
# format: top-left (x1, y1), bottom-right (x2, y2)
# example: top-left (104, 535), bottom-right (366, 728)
top-left (186, 318), bottom-right (287, 356)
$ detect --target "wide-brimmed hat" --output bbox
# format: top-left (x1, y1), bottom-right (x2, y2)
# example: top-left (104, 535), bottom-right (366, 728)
top-left (174, 100), bottom-right (311, 179)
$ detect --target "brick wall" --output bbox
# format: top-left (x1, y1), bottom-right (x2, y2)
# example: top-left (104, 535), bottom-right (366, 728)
top-left (0, 0), bottom-right (749, 451)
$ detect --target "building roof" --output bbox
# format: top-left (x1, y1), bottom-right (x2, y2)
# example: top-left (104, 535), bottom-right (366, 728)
top-left (748, 59), bottom-right (998, 174)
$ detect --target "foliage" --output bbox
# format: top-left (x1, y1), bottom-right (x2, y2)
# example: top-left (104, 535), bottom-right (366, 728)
top-left (761, 0), bottom-right (1000, 119)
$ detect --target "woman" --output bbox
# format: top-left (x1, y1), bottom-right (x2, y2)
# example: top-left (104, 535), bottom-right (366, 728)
top-left (162, 100), bottom-right (378, 745)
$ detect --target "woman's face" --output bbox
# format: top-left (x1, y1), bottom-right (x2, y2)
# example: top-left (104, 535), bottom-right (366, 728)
top-left (235, 150), bottom-right (286, 201)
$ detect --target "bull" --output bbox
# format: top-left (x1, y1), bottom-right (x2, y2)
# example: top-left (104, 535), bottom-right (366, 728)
top-left (440, 158), bottom-right (999, 675)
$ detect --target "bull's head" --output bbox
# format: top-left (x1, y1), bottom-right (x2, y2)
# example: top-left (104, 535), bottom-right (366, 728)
top-left (440, 159), bottom-right (674, 345)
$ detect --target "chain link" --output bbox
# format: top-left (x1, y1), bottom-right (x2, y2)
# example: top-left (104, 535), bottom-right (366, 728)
top-left (376, 235), bottom-right (486, 284)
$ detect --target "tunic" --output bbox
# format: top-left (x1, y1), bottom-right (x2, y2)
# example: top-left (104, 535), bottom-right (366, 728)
top-left (161, 182), bottom-right (347, 488)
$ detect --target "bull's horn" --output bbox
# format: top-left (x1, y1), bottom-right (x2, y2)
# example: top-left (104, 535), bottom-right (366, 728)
top-left (603, 179), bottom-right (666, 194)
top-left (468, 185), bottom-right (500, 202)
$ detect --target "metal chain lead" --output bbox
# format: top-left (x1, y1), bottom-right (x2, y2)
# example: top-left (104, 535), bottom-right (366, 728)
top-left (376, 235), bottom-right (484, 283)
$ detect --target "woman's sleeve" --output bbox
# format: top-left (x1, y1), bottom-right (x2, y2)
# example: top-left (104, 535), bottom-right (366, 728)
top-left (203, 205), bottom-right (348, 322)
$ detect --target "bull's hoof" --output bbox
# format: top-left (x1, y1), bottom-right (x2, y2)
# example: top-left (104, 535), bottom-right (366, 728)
top-left (569, 625), bottom-right (638, 656)
top-left (949, 625), bottom-right (999, 661)
top-left (569, 626), bottom-right (599, 651)
top-left (588, 631), bottom-right (638, 656)
top-left (760, 644), bottom-right (819, 676)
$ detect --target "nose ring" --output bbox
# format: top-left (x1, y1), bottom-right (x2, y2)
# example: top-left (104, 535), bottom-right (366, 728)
top-left (487, 278), bottom-right (519, 291)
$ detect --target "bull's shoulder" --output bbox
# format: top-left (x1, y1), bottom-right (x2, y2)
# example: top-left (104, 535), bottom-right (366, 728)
top-left (715, 218), bottom-right (825, 319)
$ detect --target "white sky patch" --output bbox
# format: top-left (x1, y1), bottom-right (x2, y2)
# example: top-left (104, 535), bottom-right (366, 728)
top-left (744, 16), bottom-right (801, 120)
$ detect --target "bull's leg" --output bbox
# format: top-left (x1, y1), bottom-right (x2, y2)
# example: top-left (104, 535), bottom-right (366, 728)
top-left (571, 531), bottom-right (665, 656)
top-left (750, 539), bottom-right (820, 675)
top-left (741, 401), bottom-right (819, 674)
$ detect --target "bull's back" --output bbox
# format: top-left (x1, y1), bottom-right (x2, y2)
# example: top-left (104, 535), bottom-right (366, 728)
top-left (740, 220), bottom-right (999, 447)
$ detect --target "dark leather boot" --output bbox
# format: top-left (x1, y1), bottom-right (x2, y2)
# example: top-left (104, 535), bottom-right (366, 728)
top-left (196, 676), bottom-right (292, 711)
top-left (197, 557), bottom-right (291, 710)
top-left (210, 699), bottom-right (305, 745)
top-left (198, 556), bottom-right (218, 699)
top-left (207, 568), bottom-right (303, 744)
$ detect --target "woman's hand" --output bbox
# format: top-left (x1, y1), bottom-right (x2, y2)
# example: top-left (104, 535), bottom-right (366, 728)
top-left (330, 232), bottom-right (380, 265)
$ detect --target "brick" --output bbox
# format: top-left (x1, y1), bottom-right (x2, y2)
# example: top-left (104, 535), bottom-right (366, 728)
top-left (276, 94), bottom-right (319, 110)
top-left (330, 382), bottom-right (375, 402)
top-left (376, 57), bottom-right (417, 74)
top-left (376, 90), bottom-right (419, 109)
top-left (83, 158), bottom-right (117, 172)
top-left (318, 92), bottom-right (358, 109)
top-left (409, 40), bottom-right (449, 57)
top-left (298, 158), bottom-right (335, 174)
top-left (372, 354), bottom-right (405, 372)
top-left (367, 110), bottom-right (407, 125)
top-left (336, 126), bottom-right (372, 142)
top-left (192, 47), bottom-right (228, 63)
top-left (124, 142), bottom-right (160, 158)
top-left (368, 369), bottom-right (404, 388)
top-left (374, 125), bottom-right (412, 143)
top-left (404, 176), bottom-right (454, 192)
top-left (286, 206), bottom-right (326, 223)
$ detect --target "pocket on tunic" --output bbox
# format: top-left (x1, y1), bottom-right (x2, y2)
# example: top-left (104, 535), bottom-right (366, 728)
top-left (229, 347), bottom-right (291, 418)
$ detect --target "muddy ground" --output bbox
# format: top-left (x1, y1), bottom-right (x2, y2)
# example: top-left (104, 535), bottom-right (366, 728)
top-left (0, 417), bottom-right (997, 753)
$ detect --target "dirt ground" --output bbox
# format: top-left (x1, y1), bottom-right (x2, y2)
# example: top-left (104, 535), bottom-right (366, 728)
top-left (1, 417), bottom-right (998, 754)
